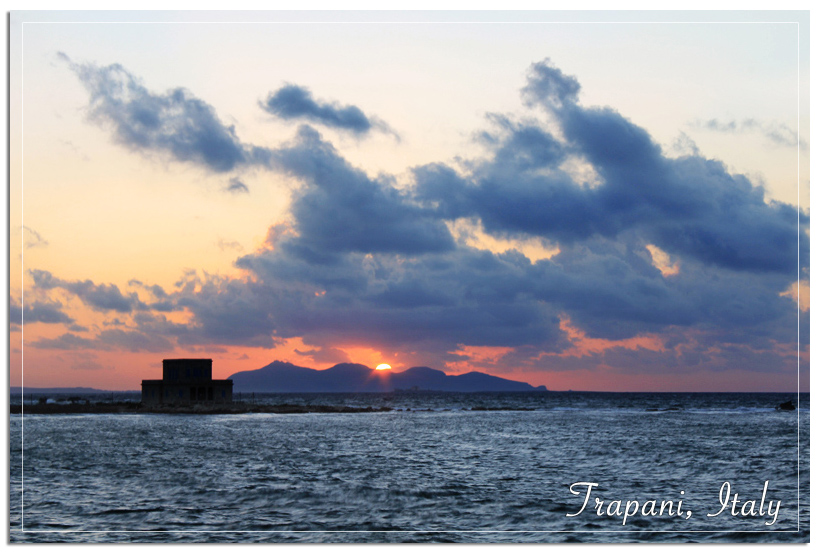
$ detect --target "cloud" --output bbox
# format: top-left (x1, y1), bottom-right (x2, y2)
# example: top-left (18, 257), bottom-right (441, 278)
top-left (127, 280), bottom-right (177, 312)
top-left (22, 226), bottom-right (49, 249)
top-left (415, 58), bottom-right (807, 275)
top-left (30, 329), bottom-right (173, 352)
top-left (30, 269), bottom-right (147, 313)
top-left (261, 84), bottom-right (394, 137)
top-left (693, 117), bottom-right (807, 150)
top-left (35, 58), bottom-right (805, 378)
top-left (133, 279), bottom-right (283, 349)
top-left (521, 60), bottom-right (581, 110)
top-left (669, 132), bottom-right (701, 158)
top-left (225, 177), bottom-right (249, 194)
top-left (9, 298), bottom-right (75, 327)
top-left (268, 125), bottom-right (455, 256)
top-left (61, 53), bottom-right (273, 173)
top-left (30, 332), bottom-right (98, 350)
top-left (216, 238), bottom-right (244, 252)
top-left (222, 60), bottom-right (803, 368)
top-left (95, 328), bottom-right (174, 352)
top-left (294, 346), bottom-right (350, 365)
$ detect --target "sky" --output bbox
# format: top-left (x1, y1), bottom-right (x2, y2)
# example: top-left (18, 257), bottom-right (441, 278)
top-left (8, 11), bottom-right (810, 392)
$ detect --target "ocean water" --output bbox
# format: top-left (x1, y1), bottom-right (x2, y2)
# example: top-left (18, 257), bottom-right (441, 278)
top-left (8, 392), bottom-right (809, 543)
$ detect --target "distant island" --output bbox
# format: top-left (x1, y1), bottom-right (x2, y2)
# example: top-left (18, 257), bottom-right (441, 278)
top-left (10, 386), bottom-right (111, 394)
top-left (229, 361), bottom-right (548, 393)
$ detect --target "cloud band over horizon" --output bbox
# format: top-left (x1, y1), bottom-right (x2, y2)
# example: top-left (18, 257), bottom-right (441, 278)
top-left (16, 56), bottom-right (808, 387)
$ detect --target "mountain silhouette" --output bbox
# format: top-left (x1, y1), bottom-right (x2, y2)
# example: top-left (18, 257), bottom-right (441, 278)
top-left (229, 361), bottom-right (547, 393)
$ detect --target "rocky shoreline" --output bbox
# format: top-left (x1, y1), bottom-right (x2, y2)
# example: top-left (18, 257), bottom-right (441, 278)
top-left (10, 402), bottom-right (545, 415)
top-left (10, 402), bottom-right (395, 415)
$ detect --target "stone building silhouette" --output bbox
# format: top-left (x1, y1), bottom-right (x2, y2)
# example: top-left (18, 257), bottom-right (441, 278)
top-left (141, 359), bottom-right (233, 405)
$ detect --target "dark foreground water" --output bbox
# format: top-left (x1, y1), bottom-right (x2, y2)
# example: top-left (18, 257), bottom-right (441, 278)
top-left (9, 392), bottom-right (809, 543)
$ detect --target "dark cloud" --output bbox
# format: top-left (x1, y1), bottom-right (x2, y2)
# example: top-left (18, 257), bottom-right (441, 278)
top-left (30, 269), bottom-right (147, 313)
top-left (126, 280), bottom-right (177, 312)
top-left (9, 298), bottom-right (75, 326)
top-left (30, 329), bottom-right (173, 352)
top-left (234, 227), bottom-right (796, 354)
top-left (416, 58), bottom-right (807, 275)
top-left (236, 244), bottom-right (570, 351)
top-left (129, 280), bottom-right (169, 300)
top-left (218, 60), bottom-right (803, 368)
top-left (261, 84), bottom-right (392, 137)
top-left (534, 337), bottom-right (796, 376)
top-left (294, 346), bottom-right (350, 365)
top-left (61, 53), bottom-right (272, 173)
top-left (132, 278), bottom-right (283, 349)
top-left (521, 60), bottom-right (581, 110)
top-left (799, 308), bottom-right (809, 347)
top-left (35, 58), bottom-right (804, 378)
top-left (30, 332), bottom-right (98, 350)
top-left (269, 125), bottom-right (455, 256)
top-left (225, 177), bottom-right (249, 194)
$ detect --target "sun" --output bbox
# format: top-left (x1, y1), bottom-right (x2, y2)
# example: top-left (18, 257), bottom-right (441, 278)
top-left (375, 363), bottom-right (392, 371)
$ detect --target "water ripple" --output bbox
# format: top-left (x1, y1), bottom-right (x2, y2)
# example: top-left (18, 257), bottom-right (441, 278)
top-left (9, 393), bottom-right (809, 543)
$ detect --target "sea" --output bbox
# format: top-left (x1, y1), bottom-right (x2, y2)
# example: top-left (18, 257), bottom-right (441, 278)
top-left (8, 391), bottom-right (809, 543)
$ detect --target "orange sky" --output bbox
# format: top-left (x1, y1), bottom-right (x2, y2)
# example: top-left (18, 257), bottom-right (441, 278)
top-left (8, 13), bottom-right (809, 393)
